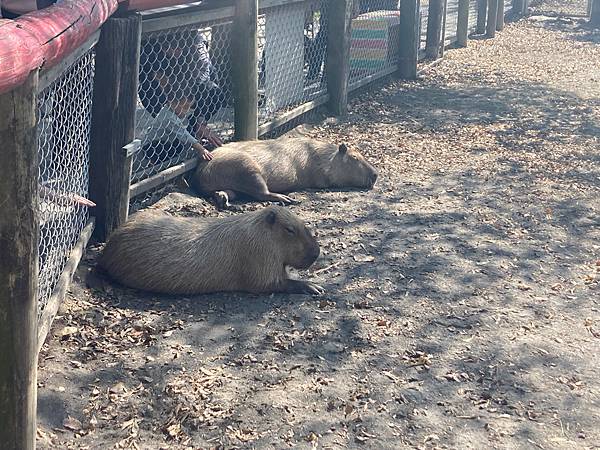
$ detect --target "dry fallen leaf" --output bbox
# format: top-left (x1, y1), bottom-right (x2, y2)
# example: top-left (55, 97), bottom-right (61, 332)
top-left (59, 327), bottom-right (78, 338)
top-left (62, 416), bottom-right (82, 431)
top-left (109, 382), bottom-right (126, 395)
top-left (354, 255), bottom-right (375, 262)
top-left (345, 403), bottom-right (355, 417)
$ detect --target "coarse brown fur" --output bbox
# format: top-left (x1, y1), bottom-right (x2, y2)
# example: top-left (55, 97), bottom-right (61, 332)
top-left (192, 137), bottom-right (378, 206)
top-left (99, 206), bottom-right (323, 296)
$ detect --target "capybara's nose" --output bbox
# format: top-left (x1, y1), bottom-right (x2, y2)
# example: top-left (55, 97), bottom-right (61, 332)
top-left (310, 244), bottom-right (320, 262)
top-left (302, 243), bottom-right (320, 268)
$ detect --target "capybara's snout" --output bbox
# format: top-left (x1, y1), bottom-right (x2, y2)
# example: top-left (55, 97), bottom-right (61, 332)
top-left (298, 238), bottom-right (320, 269)
top-left (368, 170), bottom-right (378, 188)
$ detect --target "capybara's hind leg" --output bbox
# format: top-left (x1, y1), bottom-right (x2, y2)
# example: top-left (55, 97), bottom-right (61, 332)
top-left (213, 190), bottom-right (239, 210)
top-left (240, 173), bottom-right (298, 205)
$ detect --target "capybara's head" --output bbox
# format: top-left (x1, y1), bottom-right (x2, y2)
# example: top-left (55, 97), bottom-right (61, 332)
top-left (328, 143), bottom-right (378, 189)
top-left (262, 206), bottom-right (320, 270)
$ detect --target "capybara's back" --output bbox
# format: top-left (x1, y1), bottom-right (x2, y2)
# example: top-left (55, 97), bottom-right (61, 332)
top-left (99, 206), bottom-right (322, 295)
top-left (193, 137), bottom-right (377, 203)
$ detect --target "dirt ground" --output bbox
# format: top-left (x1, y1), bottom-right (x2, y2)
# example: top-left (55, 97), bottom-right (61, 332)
top-left (37, 1), bottom-right (600, 449)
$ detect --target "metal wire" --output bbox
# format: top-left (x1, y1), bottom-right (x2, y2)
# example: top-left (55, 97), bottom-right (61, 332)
top-left (349, 0), bottom-right (401, 84)
top-left (37, 50), bottom-right (95, 317)
top-left (258, 0), bottom-right (328, 126)
top-left (419, 1), bottom-right (429, 53)
top-left (469, 0), bottom-right (479, 33)
top-left (444, 0), bottom-right (460, 44)
top-left (133, 21), bottom-right (235, 184)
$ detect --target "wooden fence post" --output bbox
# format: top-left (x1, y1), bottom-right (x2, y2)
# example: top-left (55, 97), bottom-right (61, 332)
top-left (0, 71), bottom-right (39, 450)
top-left (232, 0), bottom-right (258, 140)
top-left (89, 13), bottom-right (141, 241)
top-left (591, 0), bottom-right (600, 26)
top-left (327, 0), bottom-right (352, 116)
top-left (440, 0), bottom-right (448, 57)
top-left (512, 0), bottom-right (524, 16)
top-left (477, 0), bottom-right (488, 33)
top-left (486, 0), bottom-right (498, 37)
top-left (398, 0), bottom-right (421, 79)
top-left (496, 0), bottom-right (505, 30)
top-left (425, 0), bottom-right (444, 58)
top-left (457, 0), bottom-right (470, 46)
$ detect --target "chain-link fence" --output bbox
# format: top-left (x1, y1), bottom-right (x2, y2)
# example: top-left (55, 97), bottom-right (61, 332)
top-left (444, 0), bottom-right (460, 44)
top-left (420, 1), bottom-right (429, 54)
top-left (37, 49), bottom-right (95, 317)
top-left (348, 0), bottom-right (401, 85)
top-left (133, 20), bottom-right (234, 184)
top-left (469, 0), bottom-right (479, 33)
top-left (258, 0), bottom-right (328, 128)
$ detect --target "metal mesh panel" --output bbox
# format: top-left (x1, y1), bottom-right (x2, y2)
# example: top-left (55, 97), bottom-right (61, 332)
top-left (468, 0), bottom-right (479, 33)
top-left (504, 0), bottom-right (513, 14)
top-left (444, 0), bottom-right (460, 45)
top-left (420, 1), bottom-right (429, 53)
top-left (349, 0), bottom-right (401, 84)
top-left (133, 22), bottom-right (234, 183)
top-left (258, 0), bottom-right (328, 126)
top-left (37, 50), bottom-right (95, 317)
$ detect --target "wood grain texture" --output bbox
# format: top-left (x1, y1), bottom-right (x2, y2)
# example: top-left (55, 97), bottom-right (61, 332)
top-left (0, 70), bottom-right (39, 450)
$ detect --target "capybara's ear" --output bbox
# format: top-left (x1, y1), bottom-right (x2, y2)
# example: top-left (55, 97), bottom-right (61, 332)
top-left (265, 209), bottom-right (277, 225)
top-left (338, 143), bottom-right (348, 154)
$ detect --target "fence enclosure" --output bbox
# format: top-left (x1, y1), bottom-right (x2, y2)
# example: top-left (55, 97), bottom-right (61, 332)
top-left (0, 0), bottom-right (528, 447)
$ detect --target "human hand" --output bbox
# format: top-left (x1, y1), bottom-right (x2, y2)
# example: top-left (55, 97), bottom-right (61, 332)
top-left (197, 123), bottom-right (223, 148)
top-left (193, 142), bottom-right (213, 161)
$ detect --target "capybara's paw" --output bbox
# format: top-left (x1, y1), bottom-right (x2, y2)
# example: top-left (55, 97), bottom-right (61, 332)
top-left (283, 279), bottom-right (325, 295)
top-left (213, 191), bottom-right (230, 210)
top-left (305, 281), bottom-right (325, 296)
top-left (273, 193), bottom-right (299, 205)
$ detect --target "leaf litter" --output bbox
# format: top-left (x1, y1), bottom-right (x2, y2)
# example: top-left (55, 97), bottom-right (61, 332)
top-left (37, 0), bottom-right (600, 448)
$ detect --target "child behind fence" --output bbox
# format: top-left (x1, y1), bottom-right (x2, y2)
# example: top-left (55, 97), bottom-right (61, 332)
top-left (139, 29), bottom-right (226, 149)
top-left (140, 77), bottom-right (213, 166)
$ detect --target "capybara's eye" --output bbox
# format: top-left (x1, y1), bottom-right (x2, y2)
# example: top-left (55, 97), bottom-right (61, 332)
top-left (285, 227), bottom-right (295, 235)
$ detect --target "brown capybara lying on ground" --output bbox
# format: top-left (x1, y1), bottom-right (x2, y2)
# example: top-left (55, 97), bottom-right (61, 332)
top-left (99, 206), bottom-right (323, 295)
top-left (192, 137), bottom-right (378, 207)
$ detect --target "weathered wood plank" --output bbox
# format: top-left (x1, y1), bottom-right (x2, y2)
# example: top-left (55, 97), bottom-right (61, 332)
top-left (486, 0), bottom-right (498, 37)
top-left (0, 70), bottom-right (39, 450)
top-left (326, 0), bottom-right (352, 116)
top-left (425, 0), bottom-right (444, 58)
top-left (232, 0), bottom-right (259, 140)
top-left (398, 0), bottom-right (421, 79)
top-left (457, 0), bottom-right (470, 46)
top-left (89, 14), bottom-right (141, 240)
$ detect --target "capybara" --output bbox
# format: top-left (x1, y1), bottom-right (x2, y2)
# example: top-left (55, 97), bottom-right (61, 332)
top-left (99, 206), bottom-right (323, 296)
top-left (192, 137), bottom-right (378, 207)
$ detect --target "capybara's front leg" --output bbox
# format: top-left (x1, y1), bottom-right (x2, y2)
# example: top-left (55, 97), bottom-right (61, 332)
top-left (280, 279), bottom-right (324, 295)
